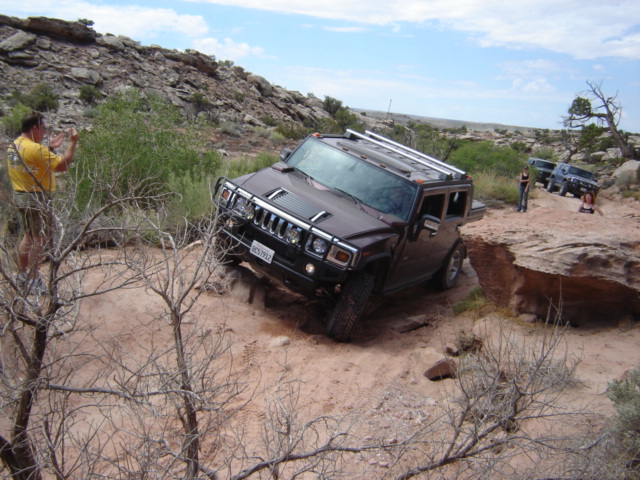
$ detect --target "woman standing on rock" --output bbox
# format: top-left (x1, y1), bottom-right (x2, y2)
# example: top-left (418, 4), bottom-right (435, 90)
top-left (577, 190), bottom-right (604, 216)
top-left (516, 165), bottom-right (530, 212)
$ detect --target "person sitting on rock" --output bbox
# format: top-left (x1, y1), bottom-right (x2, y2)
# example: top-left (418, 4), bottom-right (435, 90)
top-left (577, 190), bottom-right (603, 216)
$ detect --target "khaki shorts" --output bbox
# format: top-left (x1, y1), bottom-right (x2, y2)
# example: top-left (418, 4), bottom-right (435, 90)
top-left (14, 191), bottom-right (53, 237)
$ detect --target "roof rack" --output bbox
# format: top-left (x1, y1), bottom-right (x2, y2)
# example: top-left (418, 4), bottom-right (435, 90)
top-left (345, 129), bottom-right (465, 178)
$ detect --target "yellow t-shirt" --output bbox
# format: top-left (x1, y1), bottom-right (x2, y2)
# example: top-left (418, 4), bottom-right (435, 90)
top-left (7, 136), bottom-right (62, 192)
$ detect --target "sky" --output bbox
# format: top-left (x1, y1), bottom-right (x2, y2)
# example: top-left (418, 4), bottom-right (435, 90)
top-left (2, 0), bottom-right (640, 132)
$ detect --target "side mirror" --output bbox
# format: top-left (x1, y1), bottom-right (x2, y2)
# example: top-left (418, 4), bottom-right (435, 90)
top-left (279, 148), bottom-right (293, 162)
top-left (421, 214), bottom-right (441, 235)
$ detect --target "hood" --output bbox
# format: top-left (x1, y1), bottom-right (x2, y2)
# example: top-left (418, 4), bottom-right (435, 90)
top-left (235, 166), bottom-right (403, 240)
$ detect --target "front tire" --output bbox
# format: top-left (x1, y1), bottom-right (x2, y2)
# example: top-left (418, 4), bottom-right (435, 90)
top-left (325, 271), bottom-right (375, 342)
top-left (547, 180), bottom-right (555, 193)
top-left (559, 182), bottom-right (569, 196)
top-left (433, 243), bottom-right (465, 291)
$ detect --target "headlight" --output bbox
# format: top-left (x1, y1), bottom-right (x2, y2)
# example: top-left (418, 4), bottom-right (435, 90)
top-left (311, 237), bottom-right (328, 254)
top-left (284, 225), bottom-right (302, 245)
top-left (234, 197), bottom-right (255, 220)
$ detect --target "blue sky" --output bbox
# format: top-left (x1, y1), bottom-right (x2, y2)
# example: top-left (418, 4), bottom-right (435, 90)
top-left (2, 0), bottom-right (639, 132)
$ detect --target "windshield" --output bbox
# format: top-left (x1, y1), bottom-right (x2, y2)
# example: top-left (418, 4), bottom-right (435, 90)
top-left (568, 166), bottom-right (595, 181)
top-left (287, 137), bottom-right (419, 221)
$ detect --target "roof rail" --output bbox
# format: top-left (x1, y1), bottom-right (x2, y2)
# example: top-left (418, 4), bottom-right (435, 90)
top-left (346, 129), bottom-right (465, 178)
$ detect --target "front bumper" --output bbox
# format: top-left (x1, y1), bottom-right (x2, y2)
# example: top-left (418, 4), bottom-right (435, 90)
top-left (220, 217), bottom-right (350, 296)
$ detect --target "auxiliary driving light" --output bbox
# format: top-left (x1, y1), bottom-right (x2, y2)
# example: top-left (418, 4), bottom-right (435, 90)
top-left (304, 263), bottom-right (316, 275)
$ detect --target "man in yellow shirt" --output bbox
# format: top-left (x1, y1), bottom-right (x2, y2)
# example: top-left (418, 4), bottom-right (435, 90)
top-left (7, 111), bottom-right (79, 293)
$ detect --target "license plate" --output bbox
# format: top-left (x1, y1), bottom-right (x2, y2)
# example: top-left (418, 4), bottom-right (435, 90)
top-left (250, 240), bottom-right (274, 264)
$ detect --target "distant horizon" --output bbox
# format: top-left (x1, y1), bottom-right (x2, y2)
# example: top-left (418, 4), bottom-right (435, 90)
top-left (354, 108), bottom-right (567, 133)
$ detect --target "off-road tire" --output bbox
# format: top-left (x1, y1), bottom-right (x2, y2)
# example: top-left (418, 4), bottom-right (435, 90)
top-left (547, 180), bottom-right (555, 193)
top-left (559, 182), bottom-right (569, 196)
top-left (433, 243), bottom-right (465, 291)
top-left (326, 271), bottom-right (375, 342)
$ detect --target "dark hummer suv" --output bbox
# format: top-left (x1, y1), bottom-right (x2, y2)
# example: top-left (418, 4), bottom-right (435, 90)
top-left (546, 162), bottom-right (599, 197)
top-left (528, 157), bottom-right (556, 188)
top-left (214, 130), bottom-right (486, 341)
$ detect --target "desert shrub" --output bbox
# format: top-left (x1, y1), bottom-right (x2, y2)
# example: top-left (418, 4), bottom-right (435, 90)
top-left (532, 147), bottom-right (556, 160)
top-left (448, 141), bottom-right (525, 177)
top-left (22, 83), bottom-right (59, 111)
top-left (269, 131), bottom-right (286, 143)
top-left (261, 115), bottom-right (277, 127)
top-left (190, 92), bottom-right (212, 113)
top-left (275, 122), bottom-right (311, 140)
top-left (220, 121), bottom-right (242, 137)
top-left (453, 287), bottom-right (488, 316)
top-left (224, 152), bottom-right (278, 179)
top-left (606, 368), bottom-right (640, 475)
top-left (79, 84), bottom-right (103, 104)
top-left (471, 168), bottom-right (521, 205)
top-left (322, 96), bottom-right (343, 116)
top-left (0, 102), bottom-right (30, 137)
top-left (72, 89), bottom-right (221, 221)
top-left (234, 90), bottom-right (245, 103)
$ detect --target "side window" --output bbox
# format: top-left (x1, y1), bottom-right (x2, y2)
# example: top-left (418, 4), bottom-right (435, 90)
top-left (419, 193), bottom-right (445, 220)
top-left (446, 191), bottom-right (467, 219)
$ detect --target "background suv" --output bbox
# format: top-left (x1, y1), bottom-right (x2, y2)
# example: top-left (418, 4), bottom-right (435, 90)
top-left (546, 162), bottom-right (599, 197)
top-left (528, 157), bottom-right (556, 188)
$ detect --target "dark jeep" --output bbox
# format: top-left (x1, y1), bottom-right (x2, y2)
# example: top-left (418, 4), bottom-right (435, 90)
top-left (528, 157), bottom-right (557, 188)
top-left (214, 130), bottom-right (486, 341)
top-left (546, 162), bottom-right (599, 197)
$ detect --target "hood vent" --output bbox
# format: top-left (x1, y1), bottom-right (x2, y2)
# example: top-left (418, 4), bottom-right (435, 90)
top-left (266, 189), bottom-right (332, 223)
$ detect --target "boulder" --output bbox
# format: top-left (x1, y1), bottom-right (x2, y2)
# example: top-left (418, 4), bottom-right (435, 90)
top-left (0, 31), bottom-right (36, 52)
top-left (460, 205), bottom-right (640, 325)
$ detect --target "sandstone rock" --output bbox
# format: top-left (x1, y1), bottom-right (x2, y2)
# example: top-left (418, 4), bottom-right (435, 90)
top-left (247, 73), bottom-right (273, 97)
top-left (424, 358), bottom-right (457, 381)
top-left (24, 17), bottom-right (97, 43)
top-left (461, 207), bottom-right (640, 325)
top-left (0, 30), bottom-right (36, 52)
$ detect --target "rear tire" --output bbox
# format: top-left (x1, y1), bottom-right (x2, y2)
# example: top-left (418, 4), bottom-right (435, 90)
top-left (325, 271), bottom-right (375, 342)
top-left (433, 243), bottom-right (465, 291)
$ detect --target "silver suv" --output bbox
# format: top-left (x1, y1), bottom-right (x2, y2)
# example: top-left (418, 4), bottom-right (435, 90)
top-left (546, 162), bottom-right (599, 197)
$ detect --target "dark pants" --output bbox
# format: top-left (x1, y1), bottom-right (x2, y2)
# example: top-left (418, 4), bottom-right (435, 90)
top-left (517, 186), bottom-right (528, 212)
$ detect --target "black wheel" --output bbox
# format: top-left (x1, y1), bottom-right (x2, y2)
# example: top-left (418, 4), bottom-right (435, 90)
top-left (559, 182), bottom-right (569, 196)
top-left (325, 271), bottom-right (375, 342)
top-left (433, 243), bottom-right (465, 291)
top-left (547, 180), bottom-right (555, 193)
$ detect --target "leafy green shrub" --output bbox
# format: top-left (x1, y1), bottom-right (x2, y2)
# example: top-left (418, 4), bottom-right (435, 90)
top-left (322, 96), bottom-right (343, 116)
top-left (607, 368), bottom-right (640, 474)
top-left (190, 92), bottom-right (212, 113)
top-left (448, 141), bottom-right (525, 178)
top-left (471, 169), bottom-right (520, 204)
top-left (79, 84), bottom-right (103, 104)
top-left (275, 122), bottom-right (311, 140)
top-left (532, 147), bottom-right (556, 160)
top-left (261, 116), bottom-right (277, 127)
top-left (269, 131), bottom-right (285, 143)
top-left (223, 152), bottom-right (278, 180)
top-left (1, 103), bottom-right (30, 137)
top-left (22, 83), bottom-right (59, 111)
top-left (72, 89), bottom-right (221, 221)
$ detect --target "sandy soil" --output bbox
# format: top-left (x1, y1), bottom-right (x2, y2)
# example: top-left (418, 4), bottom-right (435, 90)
top-left (75, 186), bottom-right (640, 474)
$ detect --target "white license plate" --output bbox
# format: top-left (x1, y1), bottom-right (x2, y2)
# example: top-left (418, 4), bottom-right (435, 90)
top-left (250, 240), bottom-right (274, 264)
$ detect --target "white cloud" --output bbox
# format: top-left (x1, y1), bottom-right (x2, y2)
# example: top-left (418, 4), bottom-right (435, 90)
top-left (324, 26), bottom-right (367, 33)
top-left (185, 0), bottom-right (640, 59)
top-left (193, 37), bottom-right (269, 60)
top-left (0, 1), bottom-right (209, 41)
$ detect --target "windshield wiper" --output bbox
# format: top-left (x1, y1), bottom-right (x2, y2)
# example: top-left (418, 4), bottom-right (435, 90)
top-left (333, 187), bottom-right (365, 210)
